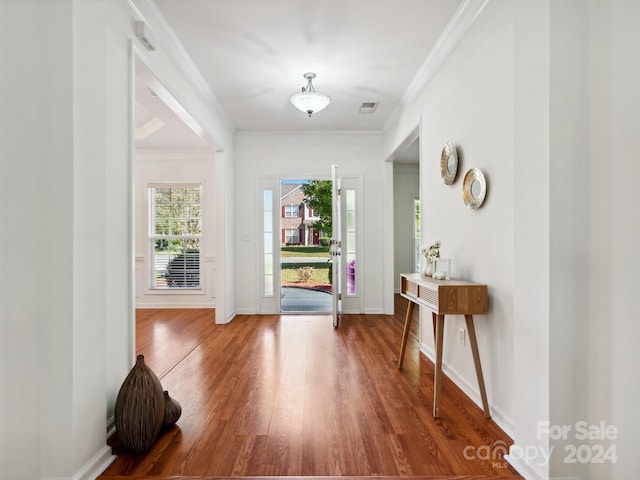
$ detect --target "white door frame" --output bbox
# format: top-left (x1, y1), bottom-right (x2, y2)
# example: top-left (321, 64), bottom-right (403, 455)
top-left (256, 173), bottom-right (363, 315)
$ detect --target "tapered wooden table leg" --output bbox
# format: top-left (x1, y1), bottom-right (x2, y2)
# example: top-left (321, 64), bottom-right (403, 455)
top-left (432, 311), bottom-right (437, 339)
top-left (465, 314), bottom-right (491, 418)
top-left (398, 274), bottom-right (490, 420)
top-left (433, 314), bottom-right (445, 418)
top-left (397, 299), bottom-right (415, 370)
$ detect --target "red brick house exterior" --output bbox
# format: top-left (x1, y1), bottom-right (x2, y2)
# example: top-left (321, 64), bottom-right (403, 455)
top-left (280, 184), bottom-right (323, 245)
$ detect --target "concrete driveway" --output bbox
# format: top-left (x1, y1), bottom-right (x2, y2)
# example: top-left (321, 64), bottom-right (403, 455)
top-left (281, 286), bottom-right (332, 312)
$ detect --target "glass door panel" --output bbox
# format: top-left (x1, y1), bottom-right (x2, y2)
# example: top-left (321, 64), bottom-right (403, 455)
top-left (331, 164), bottom-right (341, 327)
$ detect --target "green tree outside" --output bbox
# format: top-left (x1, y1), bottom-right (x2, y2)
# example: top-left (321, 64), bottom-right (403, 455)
top-left (301, 180), bottom-right (332, 235)
top-left (152, 186), bottom-right (201, 252)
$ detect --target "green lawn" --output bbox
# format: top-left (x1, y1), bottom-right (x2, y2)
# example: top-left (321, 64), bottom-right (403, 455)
top-left (281, 246), bottom-right (330, 257)
top-left (281, 262), bottom-right (331, 284)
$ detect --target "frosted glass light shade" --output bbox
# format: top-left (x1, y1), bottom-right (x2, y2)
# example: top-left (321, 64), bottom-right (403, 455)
top-left (290, 91), bottom-right (331, 117)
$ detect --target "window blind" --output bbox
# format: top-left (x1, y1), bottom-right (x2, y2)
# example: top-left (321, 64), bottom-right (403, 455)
top-left (148, 185), bottom-right (202, 289)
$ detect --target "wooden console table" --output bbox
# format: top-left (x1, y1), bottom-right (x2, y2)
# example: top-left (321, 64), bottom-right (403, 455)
top-left (398, 273), bottom-right (490, 419)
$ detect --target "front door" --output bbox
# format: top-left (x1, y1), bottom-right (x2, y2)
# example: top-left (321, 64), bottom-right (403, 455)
top-left (331, 164), bottom-right (342, 327)
top-left (257, 173), bottom-right (361, 316)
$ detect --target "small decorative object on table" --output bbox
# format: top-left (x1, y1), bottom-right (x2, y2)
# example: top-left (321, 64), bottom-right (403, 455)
top-left (420, 240), bottom-right (441, 277)
top-left (423, 261), bottom-right (433, 277)
top-left (433, 258), bottom-right (451, 280)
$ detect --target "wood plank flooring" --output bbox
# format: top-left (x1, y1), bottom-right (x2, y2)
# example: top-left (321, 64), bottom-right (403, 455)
top-left (99, 301), bottom-right (521, 479)
top-left (101, 477), bottom-right (521, 480)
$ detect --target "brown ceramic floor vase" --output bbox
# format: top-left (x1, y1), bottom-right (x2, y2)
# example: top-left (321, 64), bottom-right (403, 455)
top-left (162, 390), bottom-right (182, 429)
top-left (114, 354), bottom-right (165, 453)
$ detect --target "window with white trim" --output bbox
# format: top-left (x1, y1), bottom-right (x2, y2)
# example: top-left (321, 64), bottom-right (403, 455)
top-left (148, 184), bottom-right (202, 289)
top-left (345, 189), bottom-right (357, 295)
top-left (263, 190), bottom-right (274, 296)
top-left (284, 204), bottom-right (299, 217)
top-left (284, 229), bottom-right (300, 244)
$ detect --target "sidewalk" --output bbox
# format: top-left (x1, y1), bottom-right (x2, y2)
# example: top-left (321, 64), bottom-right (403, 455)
top-left (281, 256), bottom-right (330, 264)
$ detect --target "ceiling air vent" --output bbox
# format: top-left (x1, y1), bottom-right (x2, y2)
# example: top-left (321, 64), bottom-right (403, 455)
top-left (359, 101), bottom-right (378, 114)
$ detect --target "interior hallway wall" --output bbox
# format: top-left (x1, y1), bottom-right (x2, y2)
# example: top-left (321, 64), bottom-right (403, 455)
top-left (384, 1), bottom-right (640, 479)
top-left (386, 0), bottom-right (517, 444)
top-left (1, 0), bottom-right (235, 478)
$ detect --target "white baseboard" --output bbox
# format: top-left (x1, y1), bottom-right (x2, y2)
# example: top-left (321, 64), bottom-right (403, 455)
top-left (40, 446), bottom-right (115, 480)
top-left (364, 308), bottom-right (384, 314)
top-left (73, 445), bottom-right (116, 480)
top-left (135, 302), bottom-right (216, 309)
top-left (503, 452), bottom-right (548, 480)
top-left (223, 309), bottom-right (237, 323)
top-left (42, 445), bottom-right (114, 480)
top-left (106, 415), bottom-right (115, 438)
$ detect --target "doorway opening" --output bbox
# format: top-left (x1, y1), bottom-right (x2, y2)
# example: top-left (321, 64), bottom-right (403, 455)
top-left (392, 134), bottom-right (420, 291)
top-left (130, 56), bottom-right (217, 375)
top-left (279, 179), bottom-right (332, 313)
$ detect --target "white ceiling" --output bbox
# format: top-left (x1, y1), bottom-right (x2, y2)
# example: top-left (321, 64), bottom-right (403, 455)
top-left (135, 0), bottom-right (464, 147)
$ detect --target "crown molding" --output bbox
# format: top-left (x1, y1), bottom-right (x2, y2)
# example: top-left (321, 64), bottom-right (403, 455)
top-left (384, 0), bottom-right (492, 132)
top-left (128, 0), bottom-right (490, 139)
top-left (128, 0), bottom-right (235, 133)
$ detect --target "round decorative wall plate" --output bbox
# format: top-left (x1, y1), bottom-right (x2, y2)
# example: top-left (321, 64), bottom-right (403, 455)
top-left (462, 168), bottom-right (487, 209)
top-left (440, 142), bottom-right (458, 185)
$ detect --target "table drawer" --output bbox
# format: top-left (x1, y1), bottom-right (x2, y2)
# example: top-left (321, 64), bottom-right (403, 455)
top-left (400, 274), bottom-right (488, 315)
top-left (418, 286), bottom-right (439, 307)
top-left (402, 277), bottom-right (418, 297)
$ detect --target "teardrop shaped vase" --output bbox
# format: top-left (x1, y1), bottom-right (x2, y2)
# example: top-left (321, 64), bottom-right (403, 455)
top-left (114, 354), bottom-right (165, 454)
top-left (162, 390), bottom-right (182, 430)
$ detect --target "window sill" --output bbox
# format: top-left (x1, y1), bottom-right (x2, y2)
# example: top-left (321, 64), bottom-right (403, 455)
top-left (146, 288), bottom-right (205, 295)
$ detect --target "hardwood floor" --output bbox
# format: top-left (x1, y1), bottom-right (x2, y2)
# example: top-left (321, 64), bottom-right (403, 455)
top-left (99, 302), bottom-right (522, 479)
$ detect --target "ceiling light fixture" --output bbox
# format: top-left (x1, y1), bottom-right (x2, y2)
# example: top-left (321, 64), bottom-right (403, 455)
top-left (290, 72), bottom-right (330, 117)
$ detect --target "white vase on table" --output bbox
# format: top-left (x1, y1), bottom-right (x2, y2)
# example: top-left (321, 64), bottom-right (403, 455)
top-left (423, 261), bottom-right (433, 277)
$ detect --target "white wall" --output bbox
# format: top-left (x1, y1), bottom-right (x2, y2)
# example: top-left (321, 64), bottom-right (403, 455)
top-left (135, 151), bottom-right (217, 308)
top-left (594, 1), bottom-right (640, 478)
top-left (548, 1), bottom-right (590, 478)
top-left (517, 1), bottom-right (640, 478)
top-left (393, 163), bottom-right (420, 291)
top-left (383, 0), bottom-right (540, 474)
top-left (215, 149), bottom-right (236, 324)
top-left (1, 1), bottom-right (72, 477)
top-left (511, 1), bottom-right (551, 478)
top-left (0, 0), bottom-right (118, 477)
top-left (0, 1), bottom-right (235, 478)
top-left (234, 132), bottom-right (385, 315)
top-left (423, 0), bottom-right (516, 432)
top-left (386, 0), bottom-right (516, 434)
top-left (385, 1), bottom-right (640, 479)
